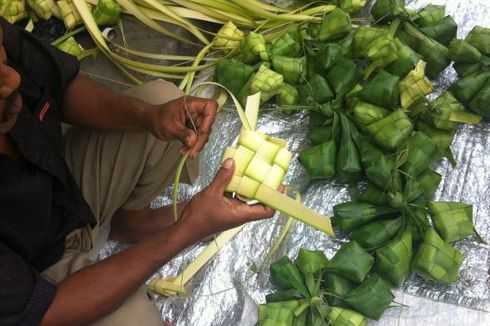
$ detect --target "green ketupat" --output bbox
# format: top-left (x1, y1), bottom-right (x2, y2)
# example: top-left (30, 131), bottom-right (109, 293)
top-left (399, 60), bottom-right (433, 109)
top-left (412, 228), bottom-right (464, 283)
top-left (428, 201), bottom-right (474, 242)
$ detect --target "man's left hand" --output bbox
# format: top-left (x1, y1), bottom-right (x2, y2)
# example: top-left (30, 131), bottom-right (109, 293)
top-left (147, 96), bottom-right (218, 158)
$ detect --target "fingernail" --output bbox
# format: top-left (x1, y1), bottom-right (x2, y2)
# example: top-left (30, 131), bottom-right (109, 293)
top-left (222, 158), bottom-right (233, 170)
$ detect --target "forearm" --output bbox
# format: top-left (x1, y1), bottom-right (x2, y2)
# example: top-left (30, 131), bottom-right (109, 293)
top-left (40, 220), bottom-right (196, 326)
top-left (110, 202), bottom-right (188, 243)
top-left (61, 75), bottom-right (152, 132)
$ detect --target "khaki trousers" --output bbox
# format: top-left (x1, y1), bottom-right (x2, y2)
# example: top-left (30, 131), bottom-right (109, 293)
top-left (41, 80), bottom-right (199, 325)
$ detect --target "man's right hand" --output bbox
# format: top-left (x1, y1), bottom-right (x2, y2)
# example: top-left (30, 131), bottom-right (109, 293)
top-left (178, 158), bottom-right (276, 241)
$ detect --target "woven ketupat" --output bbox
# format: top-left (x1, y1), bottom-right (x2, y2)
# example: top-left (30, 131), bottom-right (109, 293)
top-left (338, 0), bottom-right (366, 14)
top-left (271, 56), bottom-right (307, 85)
top-left (268, 32), bottom-right (301, 58)
top-left (327, 306), bottom-right (366, 326)
top-left (385, 38), bottom-right (422, 77)
top-left (366, 110), bottom-right (413, 151)
top-left (465, 25), bottom-right (490, 56)
top-left (412, 228), bottom-right (464, 283)
top-left (428, 201), bottom-right (474, 242)
top-left (92, 0), bottom-right (122, 26)
top-left (344, 275), bottom-right (394, 320)
top-left (56, 36), bottom-right (83, 57)
top-left (26, 0), bottom-right (57, 20)
top-left (1, 0), bottom-right (27, 23)
top-left (221, 129), bottom-right (291, 197)
top-left (277, 83), bottom-right (299, 106)
top-left (318, 8), bottom-right (352, 41)
top-left (245, 64), bottom-right (284, 103)
top-left (376, 231), bottom-right (412, 286)
top-left (365, 35), bottom-right (399, 72)
top-left (412, 4), bottom-right (446, 27)
top-left (215, 59), bottom-right (255, 96)
top-left (58, 0), bottom-right (82, 30)
top-left (399, 60), bottom-right (433, 109)
top-left (240, 32), bottom-right (270, 64)
top-left (213, 21), bottom-right (244, 50)
top-left (353, 26), bottom-right (386, 57)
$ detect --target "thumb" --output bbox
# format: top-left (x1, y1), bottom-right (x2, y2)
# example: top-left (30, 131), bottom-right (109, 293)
top-left (210, 158), bottom-right (235, 193)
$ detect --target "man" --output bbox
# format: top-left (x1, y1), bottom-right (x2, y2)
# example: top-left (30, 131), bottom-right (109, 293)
top-left (0, 18), bottom-right (275, 325)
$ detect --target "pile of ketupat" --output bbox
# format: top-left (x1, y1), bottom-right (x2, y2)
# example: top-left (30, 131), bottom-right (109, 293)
top-left (216, 1), bottom-right (486, 325)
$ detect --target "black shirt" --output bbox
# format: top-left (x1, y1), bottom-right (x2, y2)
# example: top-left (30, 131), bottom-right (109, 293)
top-left (0, 18), bottom-right (95, 325)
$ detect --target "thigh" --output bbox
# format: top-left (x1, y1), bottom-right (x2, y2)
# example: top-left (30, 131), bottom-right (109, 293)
top-left (62, 80), bottom-right (199, 254)
top-left (41, 249), bottom-right (163, 326)
top-left (89, 285), bottom-right (163, 326)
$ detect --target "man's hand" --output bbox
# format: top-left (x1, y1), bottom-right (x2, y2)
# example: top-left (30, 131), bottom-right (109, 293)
top-left (147, 96), bottom-right (218, 158)
top-left (178, 158), bottom-right (276, 241)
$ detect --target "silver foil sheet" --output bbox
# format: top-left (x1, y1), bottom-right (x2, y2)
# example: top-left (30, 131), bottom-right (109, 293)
top-left (97, 0), bottom-right (490, 324)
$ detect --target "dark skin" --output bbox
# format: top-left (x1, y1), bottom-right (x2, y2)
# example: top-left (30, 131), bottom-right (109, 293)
top-left (0, 25), bottom-right (276, 325)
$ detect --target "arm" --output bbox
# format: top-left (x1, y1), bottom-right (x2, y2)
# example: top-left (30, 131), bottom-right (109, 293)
top-left (61, 75), bottom-right (217, 157)
top-left (41, 159), bottom-right (275, 325)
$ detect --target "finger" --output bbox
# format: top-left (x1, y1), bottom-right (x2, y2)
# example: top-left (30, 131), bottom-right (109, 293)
top-left (208, 158), bottom-right (235, 193)
top-left (186, 97), bottom-right (217, 128)
top-left (187, 98), bottom-right (218, 157)
top-left (189, 128), bottom-right (211, 158)
top-left (234, 202), bottom-right (276, 221)
top-left (174, 127), bottom-right (197, 150)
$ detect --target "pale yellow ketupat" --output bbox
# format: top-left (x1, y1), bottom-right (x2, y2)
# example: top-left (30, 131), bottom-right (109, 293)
top-left (149, 89), bottom-right (334, 297)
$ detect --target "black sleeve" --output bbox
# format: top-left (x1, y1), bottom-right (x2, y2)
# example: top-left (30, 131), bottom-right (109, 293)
top-left (0, 241), bottom-right (56, 326)
top-left (0, 17), bottom-right (80, 102)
